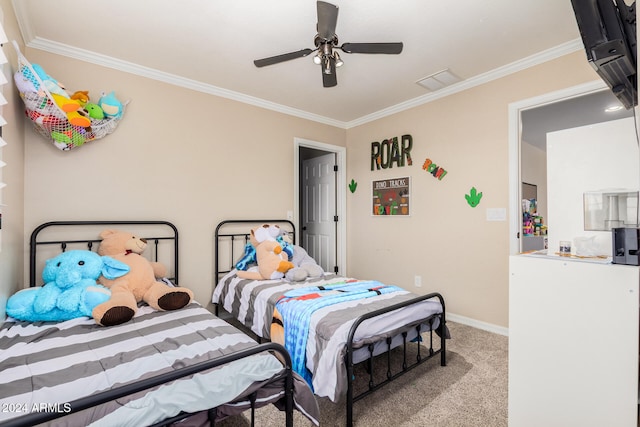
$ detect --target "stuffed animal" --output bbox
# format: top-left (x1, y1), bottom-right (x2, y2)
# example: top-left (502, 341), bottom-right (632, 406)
top-left (92, 229), bottom-right (194, 326)
top-left (237, 239), bottom-right (295, 281)
top-left (14, 70), bottom-right (38, 94)
top-left (51, 92), bottom-right (91, 128)
top-left (84, 103), bottom-right (105, 120)
top-left (31, 63), bottom-right (70, 98)
top-left (284, 245), bottom-right (324, 282)
top-left (18, 63), bottom-right (92, 128)
top-left (98, 91), bottom-right (123, 118)
top-left (51, 128), bottom-right (86, 147)
top-left (5, 250), bottom-right (129, 322)
top-left (70, 90), bottom-right (90, 106)
top-left (235, 224), bottom-right (293, 271)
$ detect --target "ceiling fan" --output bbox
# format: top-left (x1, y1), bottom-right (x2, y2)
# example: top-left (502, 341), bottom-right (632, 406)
top-left (253, 1), bottom-right (403, 88)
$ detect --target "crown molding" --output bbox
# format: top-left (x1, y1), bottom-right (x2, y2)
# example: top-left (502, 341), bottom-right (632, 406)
top-left (22, 36), bottom-right (347, 129)
top-left (13, 1), bottom-right (584, 132)
top-left (345, 39), bottom-right (584, 128)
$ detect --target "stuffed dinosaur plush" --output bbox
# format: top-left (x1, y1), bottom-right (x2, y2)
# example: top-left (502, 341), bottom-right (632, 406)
top-left (92, 229), bottom-right (194, 326)
top-left (5, 250), bottom-right (129, 323)
top-left (284, 245), bottom-right (324, 282)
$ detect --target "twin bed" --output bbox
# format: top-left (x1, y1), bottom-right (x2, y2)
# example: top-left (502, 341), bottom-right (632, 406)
top-left (1, 221), bottom-right (318, 427)
top-left (213, 219), bottom-right (448, 427)
top-left (1, 219), bottom-right (448, 427)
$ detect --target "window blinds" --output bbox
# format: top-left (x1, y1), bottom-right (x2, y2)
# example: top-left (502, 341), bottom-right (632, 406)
top-left (0, 18), bottom-right (8, 249)
top-left (0, 20), bottom-right (7, 199)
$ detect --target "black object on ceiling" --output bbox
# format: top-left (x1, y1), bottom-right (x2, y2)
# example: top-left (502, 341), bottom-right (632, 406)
top-left (253, 1), bottom-right (403, 88)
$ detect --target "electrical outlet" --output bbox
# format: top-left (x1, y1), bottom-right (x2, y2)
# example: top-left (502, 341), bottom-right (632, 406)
top-left (414, 275), bottom-right (422, 287)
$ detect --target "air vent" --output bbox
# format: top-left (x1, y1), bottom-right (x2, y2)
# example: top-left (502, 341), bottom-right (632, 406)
top-left (416, 69), bottom-right (461, 91)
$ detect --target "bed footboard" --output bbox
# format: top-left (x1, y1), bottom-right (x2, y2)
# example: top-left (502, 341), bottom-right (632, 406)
top-left (1, 342), bottom-right (295, 427)
top-left (345, 292), bottom-right (447, 427)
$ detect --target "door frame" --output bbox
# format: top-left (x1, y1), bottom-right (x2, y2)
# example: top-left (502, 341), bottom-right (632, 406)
top-left (294, 137), bottom-right (347, 274)
top-left (508, 79), bottom-right (607, 254)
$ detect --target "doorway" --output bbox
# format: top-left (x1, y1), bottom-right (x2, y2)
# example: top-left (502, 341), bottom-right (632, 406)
top-left (294, 137), bottom-right (346, 274)
top-left (509, 80), bottom-right (634, 254)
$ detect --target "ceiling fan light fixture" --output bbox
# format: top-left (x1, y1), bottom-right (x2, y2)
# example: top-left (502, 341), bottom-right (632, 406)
top-left (323, 56), bottom-right (332, 74)
top-left (334, 51), bottom-right (343, 67)
top-left (253, 1), bottom-right (403, 87)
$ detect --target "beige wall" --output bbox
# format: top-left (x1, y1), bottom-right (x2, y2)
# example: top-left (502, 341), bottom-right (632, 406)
top-left (0, 0), bottom-right (26, 319)
top-left (20, 49), bottom-right (346, 308)
top-left (2, 0), bottom-right (601, 329)
top-left (346, 52), bottom-right (599, 327)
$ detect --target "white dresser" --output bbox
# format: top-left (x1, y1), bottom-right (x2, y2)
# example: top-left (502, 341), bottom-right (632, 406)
top-left (509, 254), bottom-right (639, 427)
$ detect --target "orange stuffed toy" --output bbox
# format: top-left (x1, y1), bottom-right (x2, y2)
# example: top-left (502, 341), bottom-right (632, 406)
top-left (236, 225), bottom-right (294, 280)
top-left (92, 229), bottom-right (193, 326)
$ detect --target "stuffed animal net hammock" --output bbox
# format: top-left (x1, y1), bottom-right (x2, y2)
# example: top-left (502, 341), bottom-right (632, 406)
top-left (12, 41), bottom-right (126, 151)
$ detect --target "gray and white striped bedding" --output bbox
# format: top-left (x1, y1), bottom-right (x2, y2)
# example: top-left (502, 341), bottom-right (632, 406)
top-left (0, 302), bottom-right (319, 427)
top-left (212, 272), bottom-right (444, 402)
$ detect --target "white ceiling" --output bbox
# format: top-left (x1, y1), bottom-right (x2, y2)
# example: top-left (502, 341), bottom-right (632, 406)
top-left (521, 89), bottom-right (634, 151)
top-left (10, 0), bottom-right (586, 129)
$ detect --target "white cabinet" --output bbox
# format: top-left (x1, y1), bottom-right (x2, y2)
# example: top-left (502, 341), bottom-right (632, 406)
top-left (509, 254), bottom-right (639, 427)
top-left (521, 235), bottom-right (546, 252)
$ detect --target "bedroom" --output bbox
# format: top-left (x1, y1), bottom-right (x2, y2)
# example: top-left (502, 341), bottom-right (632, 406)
top-left (0, 0), bottom-right (637, 426)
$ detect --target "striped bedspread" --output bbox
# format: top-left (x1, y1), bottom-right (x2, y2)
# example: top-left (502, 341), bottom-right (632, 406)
top-left (213, 272), bottom-right (444, 402)
top-left (0, 302), bottom-right (319, 426)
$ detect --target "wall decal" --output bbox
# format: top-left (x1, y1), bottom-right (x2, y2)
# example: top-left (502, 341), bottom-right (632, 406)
top-left (465, 187), bottom-right (483, 207)
top-left (371, 134), bottom-right (413, 170)
top-left (372, 177), bottom-right (410, 216)
top-left (349, 179), bottom-right (358, 193)
top-left (422, 158), bottom-right (447, 180)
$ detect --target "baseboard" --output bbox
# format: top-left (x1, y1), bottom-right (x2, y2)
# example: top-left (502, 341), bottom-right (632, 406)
top-left (447, 312), bottom-right (509, 337)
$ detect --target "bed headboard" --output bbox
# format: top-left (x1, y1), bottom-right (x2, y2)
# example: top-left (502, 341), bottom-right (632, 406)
top-left (29, 221), bottom-right (179, 287)
top-left (214, 219), bottom-right (295, 280)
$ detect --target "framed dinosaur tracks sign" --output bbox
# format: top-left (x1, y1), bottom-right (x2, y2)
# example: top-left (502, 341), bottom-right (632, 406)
top-left (372, 177), bottom-right (410, 216)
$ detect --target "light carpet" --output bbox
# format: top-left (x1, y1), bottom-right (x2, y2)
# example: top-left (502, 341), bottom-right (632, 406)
top-left (217, 321), bottom-right (508, 427)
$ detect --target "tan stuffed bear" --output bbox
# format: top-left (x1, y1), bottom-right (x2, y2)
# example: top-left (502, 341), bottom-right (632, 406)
top-left (237, 239), bottom-right (294, 280)
top-left (92, 229), bottom-right (194, 326)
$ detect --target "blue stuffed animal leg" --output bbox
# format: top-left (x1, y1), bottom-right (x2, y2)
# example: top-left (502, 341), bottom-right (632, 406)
top-left (33, 284), bottom-right (61, 314)
top-left (6, 287), bottom-right (40, 320)
top-left (56, 286), bottom-right (85, 312)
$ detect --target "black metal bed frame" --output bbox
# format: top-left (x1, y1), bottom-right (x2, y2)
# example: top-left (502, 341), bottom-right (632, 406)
top-left (6, 220), bottom-right (297, 427)
top-left (214, 219), bottom-right (447, 427)
top-left (3, 342), bottom-right (295, 427)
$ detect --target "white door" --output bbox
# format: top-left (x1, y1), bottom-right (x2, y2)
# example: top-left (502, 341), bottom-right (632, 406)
top-left (302, 152), bottom-right (336, 273)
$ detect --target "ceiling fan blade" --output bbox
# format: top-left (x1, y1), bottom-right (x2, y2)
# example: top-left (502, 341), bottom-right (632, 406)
top-left (340, 42), bottom-right (404, 54)
top-left (321, 57), bottom-right (337, 87)
top-left (253, 48), bottom-right (314, 67)
top-left (317, 1), bottom-right (339, 40)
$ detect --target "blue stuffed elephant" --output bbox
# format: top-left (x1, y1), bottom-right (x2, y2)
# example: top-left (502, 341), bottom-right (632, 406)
top-left (6, 250), bottom-right (130, 322)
